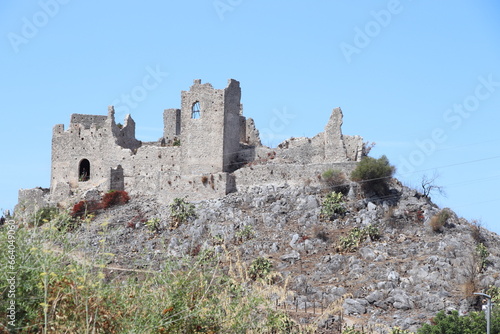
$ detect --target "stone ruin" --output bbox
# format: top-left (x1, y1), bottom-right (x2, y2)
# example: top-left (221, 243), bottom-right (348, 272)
top-left (16, 79), bottom-right (366, 214)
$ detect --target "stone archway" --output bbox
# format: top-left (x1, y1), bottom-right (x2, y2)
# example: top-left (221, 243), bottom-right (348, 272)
top-left (79, 159), bottom-right (90, 182)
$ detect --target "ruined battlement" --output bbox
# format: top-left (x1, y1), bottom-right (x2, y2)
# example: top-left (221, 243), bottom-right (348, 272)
top-left (70, 114), bottom-right (108, 129)
top-left (17, 79), bottom-right (366, 215)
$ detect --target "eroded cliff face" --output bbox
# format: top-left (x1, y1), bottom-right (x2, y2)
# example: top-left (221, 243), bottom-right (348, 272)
top-left (48, 179), bottom-right (499, 332)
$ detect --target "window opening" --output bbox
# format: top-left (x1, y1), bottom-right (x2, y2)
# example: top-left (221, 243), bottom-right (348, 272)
top-left (79, 159), bottom-right (90, 182)
top-left (191, 101), bottom-right (201, 119)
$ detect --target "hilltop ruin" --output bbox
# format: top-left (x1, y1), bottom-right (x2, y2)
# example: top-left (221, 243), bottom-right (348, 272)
top-left (17, 79), bottom-right (366, 213)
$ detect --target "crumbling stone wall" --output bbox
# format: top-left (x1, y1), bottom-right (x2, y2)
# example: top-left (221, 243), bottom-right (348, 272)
top-left (70, 114), bottom-right (107, 129)
top-left (14, 188), bottom-right (50, 221)
top-left (233, 162), bottom-right (358, 191)
top-left (49, 80), bottom-right (245, 208)
top-left (344, 135), bottom-right (365, 162)
top-left (163, 108), bottom-right (181, 143)
top-left (20, 78), bottom-right (366, 215)
top-left (179, 79), bottom-right (241, 175)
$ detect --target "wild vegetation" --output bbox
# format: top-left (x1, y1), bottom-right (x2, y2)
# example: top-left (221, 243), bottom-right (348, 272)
top-left (321, 169), bottom-right (349, 194)
top-left (169, 197), bottom-right (197, 228)
top-left (0, 212), bottom-right (302, 333)
top-left (351, 155), bottom-right (395, 196)
top-left (321, 191), bottom-right (347, 220)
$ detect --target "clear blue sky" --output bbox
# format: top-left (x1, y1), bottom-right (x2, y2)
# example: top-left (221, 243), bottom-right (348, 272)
top-left (1, 1), bottom-right (500, 233)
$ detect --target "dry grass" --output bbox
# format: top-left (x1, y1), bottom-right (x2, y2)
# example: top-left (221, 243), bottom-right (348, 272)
top-left (461, 278), bottom-right (477, 298)
top-left (429, 210), bottom-right (450, 232)
top-left (321, 169), bottom-right (349, 195)
top-left (383, 207), bottom-right (401, 230)
top-left (470, 219), bottom-right (484, 243)
top-left (460, 256), bottom-right (480, 299)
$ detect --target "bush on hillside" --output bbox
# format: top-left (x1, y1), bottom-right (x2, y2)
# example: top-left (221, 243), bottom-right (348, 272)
top-left (322, 169), bottom-right (349, 194)
top-left (429, 210), bottom-right (450, 232)
top-left (476, 242), bottom-right (490, 272)
top-left (248, 257), bottom-right (273, 281)
top-left (417, 309), bottom-right (500, 334)
top-left (169, 198), bottom-right (196, 228)
top-left (71, 190), bottom-right (130, 219)
top-left (337, 224), bottom-right (381, 253)
top-left (32, 207), bottom-right (59, 226)
top-left (321, 191), bottom-right (346, 220)
top-left (101, 190), bottom-right (130, 209)
top-left (351, 155), bottom-right (395, 196)
top-left (71, 200), bottom-right (101, 218)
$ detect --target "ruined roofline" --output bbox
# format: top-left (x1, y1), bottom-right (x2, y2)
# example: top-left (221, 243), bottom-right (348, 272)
top-left (53, 107), bottom-right (141, 150)
top-left (59, 79), bottom-right (241, 133)
top-left (70, 113), bottom-right (108, 129)
top-left (55, 107), bottom-right (127, 131)
top-left (187, 78), bottom-right (240, 90)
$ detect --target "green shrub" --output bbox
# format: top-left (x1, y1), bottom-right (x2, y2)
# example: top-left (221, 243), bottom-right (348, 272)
top-left (487, 285), bottom-right (500, 303)
top-left (351, 155), bottom-right (395, 196)
top-left (338, 224), bottom-right (381, 252)
top-left (32, 207), bottom-right (59, 226)
top-left (53, 210), bottom-right (80, 231)
top-left (476, 242), bottom-right (490, 272)
top-left (169, 198), bottom-right (196, 228)
top-left (248, 257), bottom-right (273, 281)
top-left (322, 169), bottom-right (349, 194)
top-left (144, 218), bottom-right (161, 232)
top-left (339, 227), bottom-right (364, 252)
top-left (365, 224), bottom-right (381, 240)
top-left (235, 225), bottom-right (254, 243)
top-left (417, 309), bottom-right (500, 334)
top-left (266, 311), bottom-right (297, 333)
top-left (321, 191), bottom-right (346, 220)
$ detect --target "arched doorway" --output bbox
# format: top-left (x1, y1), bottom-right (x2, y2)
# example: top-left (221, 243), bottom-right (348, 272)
top-left (79, 159), bottom-right (90, 182)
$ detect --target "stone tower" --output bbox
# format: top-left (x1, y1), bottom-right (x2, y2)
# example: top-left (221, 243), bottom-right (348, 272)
top-left (164, 79), bottom-right (242, 175)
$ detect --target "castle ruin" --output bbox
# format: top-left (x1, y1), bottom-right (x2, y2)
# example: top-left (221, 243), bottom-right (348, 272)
top-left (17, 79), bottom-right (366, 213)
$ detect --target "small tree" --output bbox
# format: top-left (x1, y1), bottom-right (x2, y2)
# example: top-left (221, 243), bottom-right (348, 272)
top-left (351, 155), bottom-right (395, 196)
top-left (421, 171), bottom-right (445, 199)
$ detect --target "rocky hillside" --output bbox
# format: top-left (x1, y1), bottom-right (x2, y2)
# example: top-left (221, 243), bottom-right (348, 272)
top-left (56, 180), bottom-right (500, 333)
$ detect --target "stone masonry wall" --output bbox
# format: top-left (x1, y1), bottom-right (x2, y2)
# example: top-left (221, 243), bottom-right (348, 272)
top-left (233, 162), bottom-right (358, 191)
top-left (179, 79), bottom-right (241, 175)
top-left (19, 78), bottom-right (366, 217)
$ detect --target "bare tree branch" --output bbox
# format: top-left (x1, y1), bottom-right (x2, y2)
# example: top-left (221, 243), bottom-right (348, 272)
top-left (421, 171), bottom-right (446, 199)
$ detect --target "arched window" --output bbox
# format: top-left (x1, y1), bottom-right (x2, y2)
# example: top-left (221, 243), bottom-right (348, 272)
top-left (191, 101), bottom-right (201, 119)
top-left (79, 159), bottom-right (90, 182)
